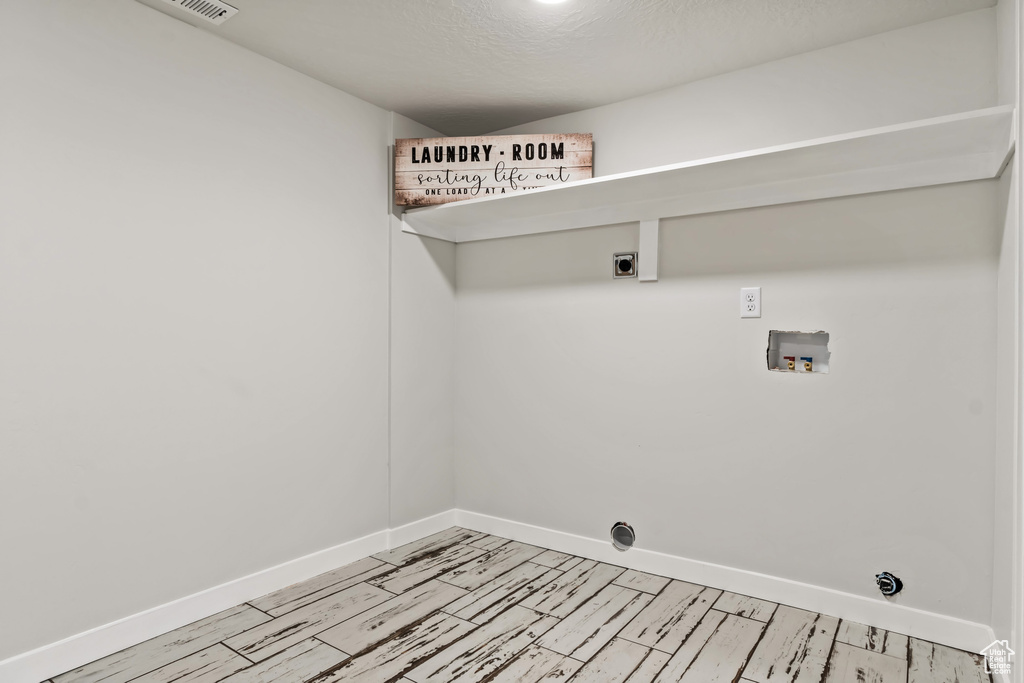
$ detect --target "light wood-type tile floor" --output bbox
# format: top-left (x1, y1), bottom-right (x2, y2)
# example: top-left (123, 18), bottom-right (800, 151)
top-left (48, 527), bottom-right (991, 683)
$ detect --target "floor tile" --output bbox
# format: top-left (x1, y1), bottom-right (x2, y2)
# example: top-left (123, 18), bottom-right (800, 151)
top-left (520, 560), bottom-right (625, 618)
top-left (824, 641), bottom-right (907, 683)
top-left (223, 583), bottom-right (390, 662)
top-left (618, 580), bottom-right (721, 654)
top-left (215, 638), bottom-right (348, 683)
top-left (53, 605), bottom-right (271, 683)
top-left (317, 579), bottom-right (466, 655)
top-left (743, 606), bottom-right (839, 683)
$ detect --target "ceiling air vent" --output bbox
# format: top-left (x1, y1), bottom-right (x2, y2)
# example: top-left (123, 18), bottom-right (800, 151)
top-left (155, 0), bottom-right (238, 25)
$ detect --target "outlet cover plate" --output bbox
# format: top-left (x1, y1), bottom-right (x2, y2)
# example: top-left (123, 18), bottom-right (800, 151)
top-left (741, 287), bottom-right (761, 318)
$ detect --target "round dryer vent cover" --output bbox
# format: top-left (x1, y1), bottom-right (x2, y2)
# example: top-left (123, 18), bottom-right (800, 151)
top-left (611, 522), bottom-right (635, 551)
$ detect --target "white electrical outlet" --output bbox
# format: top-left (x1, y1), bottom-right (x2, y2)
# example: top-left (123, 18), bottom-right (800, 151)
top-left (740, 287), bottom-right (761, 318)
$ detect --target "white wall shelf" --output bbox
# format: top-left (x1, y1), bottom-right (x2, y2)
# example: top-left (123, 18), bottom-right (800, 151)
top-left (401, 105), bottom-right (1016, 244)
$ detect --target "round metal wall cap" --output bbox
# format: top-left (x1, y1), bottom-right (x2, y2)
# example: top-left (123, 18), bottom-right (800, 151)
top-left (611, 522), bottom-right (635, 551)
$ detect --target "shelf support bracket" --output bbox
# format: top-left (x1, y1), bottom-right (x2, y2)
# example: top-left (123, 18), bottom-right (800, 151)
top-left (638, 219), bottom-right (660, 282)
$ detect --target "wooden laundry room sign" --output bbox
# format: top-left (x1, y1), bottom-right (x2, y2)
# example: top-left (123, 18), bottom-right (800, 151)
top-left (394, 133), bottom-right (593, 206)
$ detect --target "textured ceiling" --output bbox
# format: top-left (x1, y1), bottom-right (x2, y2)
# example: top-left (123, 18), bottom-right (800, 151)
top-left (137, 0), bottom-right (994, 135)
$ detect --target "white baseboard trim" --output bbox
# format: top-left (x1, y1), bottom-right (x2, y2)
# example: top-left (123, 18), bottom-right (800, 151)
top-left (453, 509), bottom-right (997, 655)
top-left (1, 526), bottom-right (407, 683)
top-left (388, 509), bottom-right (460, 549)
top-left (2, 510), bottom-right (465, 683)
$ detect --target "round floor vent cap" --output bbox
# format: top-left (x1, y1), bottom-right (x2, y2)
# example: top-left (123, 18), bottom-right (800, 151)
top-left (611, 522), bottom-right (635, 551)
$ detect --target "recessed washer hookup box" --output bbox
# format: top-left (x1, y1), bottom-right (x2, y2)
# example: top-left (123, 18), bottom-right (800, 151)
top-left (767, 330), bottom-right (830, 374)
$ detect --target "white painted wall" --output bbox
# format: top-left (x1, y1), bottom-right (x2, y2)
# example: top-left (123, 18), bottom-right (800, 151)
top-left (0, 0), bottom-right (391, 660)
top-left (993, 0), bottom-right (1021, 671)
top-left (994, 160), bottom-right (1019, 665)
top-left (389, 114), bottom-right (457, 527)
top-left (494, 9), bottom-right (997, 175)
top-left (458, 5), bottom-right (1006, 630)
top-left (455, 182), bottom-right (999, 625)
top-left (992, 112), bottom-right (1017, 653)
top-left (998, 0), bottom-right (1019, 107)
